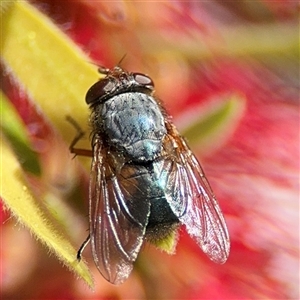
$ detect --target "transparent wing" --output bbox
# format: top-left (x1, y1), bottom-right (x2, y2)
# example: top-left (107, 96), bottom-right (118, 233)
top-left (89, 139), bottom-right (150, 284)
top-left (162, 132), bottom-right (230, 264)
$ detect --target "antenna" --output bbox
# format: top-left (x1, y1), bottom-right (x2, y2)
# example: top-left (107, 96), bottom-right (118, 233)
top-left (117, 54), bottom-right (127, 67)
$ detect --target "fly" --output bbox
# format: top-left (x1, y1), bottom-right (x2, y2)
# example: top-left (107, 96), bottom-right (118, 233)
top-left (69, 66), bottom-right (230, 284)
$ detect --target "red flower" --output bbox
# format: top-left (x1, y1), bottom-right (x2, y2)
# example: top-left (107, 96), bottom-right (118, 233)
top-left (1, 1), bottom-right (298, 299)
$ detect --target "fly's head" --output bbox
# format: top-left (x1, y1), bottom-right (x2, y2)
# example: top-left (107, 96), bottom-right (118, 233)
top-left (85, 66), bottom-right (155, 106)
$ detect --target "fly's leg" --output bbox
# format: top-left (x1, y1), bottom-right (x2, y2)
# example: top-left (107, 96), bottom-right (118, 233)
top-left (66, 115), bottom-right (93, 157)
top-left (66, 116), bottom-right (92, 261)
top-left (77, 234), bottom-right (91, 261)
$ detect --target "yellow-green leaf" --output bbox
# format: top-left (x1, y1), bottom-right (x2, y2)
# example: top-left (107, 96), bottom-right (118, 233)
top-left (1, 1), bottom-right (99, 146)
top-left (0, 138), bottom-right (94, 288)
top-left (1, 1), bottom-right (99, 287)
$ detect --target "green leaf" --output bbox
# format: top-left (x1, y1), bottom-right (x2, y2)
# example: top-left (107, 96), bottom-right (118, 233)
top-left (180, 94), bottom-right (246, 154)
top-left (0, 138), bottom-right (94, 288)
top-left (1, 0), bottom-right (99, 145)
top-left (151, 230), bottom-right (178, 254)
top-left (1, 1), bottom-right (97, 287)
top-left (1, 92), bottom-right (41, 175)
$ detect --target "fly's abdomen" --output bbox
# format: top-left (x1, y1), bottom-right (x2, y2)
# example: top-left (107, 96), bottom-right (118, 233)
top-left (101, 92), bottom-right (167, 161)
top-left (118, 162), bottom-right (179, 241)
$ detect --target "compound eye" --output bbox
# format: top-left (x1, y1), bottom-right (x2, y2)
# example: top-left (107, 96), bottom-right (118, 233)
top-left (85, 78), bottom-right (115, 104)
top-left (133, 73), bottom-right (154, 90)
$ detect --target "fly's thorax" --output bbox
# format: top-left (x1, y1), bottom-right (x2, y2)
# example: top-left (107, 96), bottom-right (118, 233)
top-left (98, 92), bottom-right (167, 162)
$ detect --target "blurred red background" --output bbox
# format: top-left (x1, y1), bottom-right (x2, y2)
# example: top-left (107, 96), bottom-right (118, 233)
top-left (1, 1), bottom-right (299, 299)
